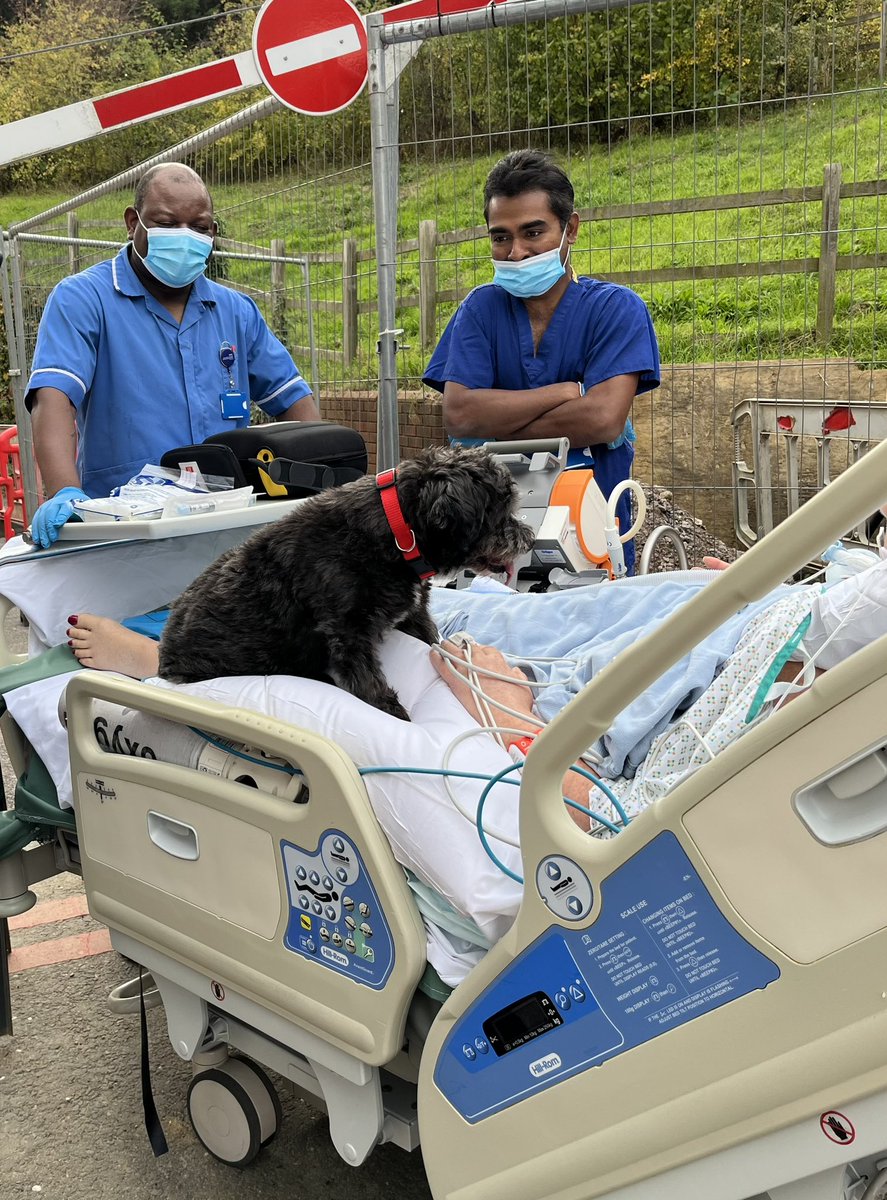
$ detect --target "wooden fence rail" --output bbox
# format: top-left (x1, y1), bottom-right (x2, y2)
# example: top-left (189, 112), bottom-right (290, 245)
top-left (224, 168), bottom-right (887, 363)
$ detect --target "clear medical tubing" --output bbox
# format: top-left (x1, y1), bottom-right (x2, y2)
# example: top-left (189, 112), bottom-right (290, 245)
top-left (519, 438), bottom-right (887, 865)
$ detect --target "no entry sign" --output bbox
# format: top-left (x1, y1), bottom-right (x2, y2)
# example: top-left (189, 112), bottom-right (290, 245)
top-left (252, 0), bottom-right (369, 116)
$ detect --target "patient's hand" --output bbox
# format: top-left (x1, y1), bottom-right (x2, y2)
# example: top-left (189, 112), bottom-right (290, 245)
top-left (433, 640), bottom-right (537, 730)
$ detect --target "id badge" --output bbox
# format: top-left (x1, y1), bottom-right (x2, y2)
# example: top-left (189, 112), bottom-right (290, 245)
top-left (220, 390), bottom-right (248, 420)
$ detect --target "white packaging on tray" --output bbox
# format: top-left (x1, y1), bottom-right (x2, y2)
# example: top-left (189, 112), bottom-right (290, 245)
top-left (73, 484), bottom-right (256, 523)
top-left (72, 496), bottom-right (164, 522)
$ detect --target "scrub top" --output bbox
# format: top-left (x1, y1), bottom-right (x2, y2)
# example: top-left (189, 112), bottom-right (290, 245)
top-left (26, 244), bottom-right (313, 498)
top-left (423, 276), bottom-right (661, 573)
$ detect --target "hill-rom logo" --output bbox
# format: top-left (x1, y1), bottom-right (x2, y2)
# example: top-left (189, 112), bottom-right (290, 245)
top-left (529, 1053), bottom-right (562, 1078)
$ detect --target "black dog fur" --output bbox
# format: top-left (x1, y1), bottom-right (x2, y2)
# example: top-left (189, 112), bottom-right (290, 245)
top-left (158, 445), bottom-right (534, 720)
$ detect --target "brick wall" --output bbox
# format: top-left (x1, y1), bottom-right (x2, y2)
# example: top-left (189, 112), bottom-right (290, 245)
top-left (320, 390), bottom-right (445, 470)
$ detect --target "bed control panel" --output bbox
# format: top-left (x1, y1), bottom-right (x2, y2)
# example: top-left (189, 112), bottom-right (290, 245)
top-left (281, 831), bottom-right (395, 989)
top-left (434, 832), bottom-right (780, 1123)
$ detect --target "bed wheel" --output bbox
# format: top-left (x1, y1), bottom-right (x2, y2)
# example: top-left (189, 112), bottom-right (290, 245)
top-left (187, 1058), bottom-right (282, 1166)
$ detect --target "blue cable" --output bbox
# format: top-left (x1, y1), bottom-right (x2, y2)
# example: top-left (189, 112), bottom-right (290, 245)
top-left (187, 734), bottom-right (627, 883)
top-left (188, 727), bottom-right (301, 775)
top-left (474, 761), bottom-right (627, 885)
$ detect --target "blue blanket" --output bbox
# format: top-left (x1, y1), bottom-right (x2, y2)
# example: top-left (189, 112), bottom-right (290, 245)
top-left (429, 573), bottom-right (793, 779)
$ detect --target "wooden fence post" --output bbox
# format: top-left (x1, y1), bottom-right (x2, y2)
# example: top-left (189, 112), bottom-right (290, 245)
top-left (66, 211), bottom-right (81, 276)
top-left (419, 218), bottom-right (438, 350)
top-left (342, 236), bottom-right (357, 365)
top-left (271, 237), bottom-right (286, 338)
top-left (817, 162), bottom-right (841, 347)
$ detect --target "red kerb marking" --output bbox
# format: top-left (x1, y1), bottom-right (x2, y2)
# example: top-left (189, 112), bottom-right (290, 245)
top-left (9, 893), bottom-right (89, 931)
top-left (8, 929), bottom-right (113, 974)
top-left (93, 59), bottom-right (244, 129)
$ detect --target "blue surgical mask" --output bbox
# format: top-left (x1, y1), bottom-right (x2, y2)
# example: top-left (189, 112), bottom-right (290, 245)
top-left (492, 225), bottom-right (569, 299)
top-left (133, 212), bottom-right (213, 288)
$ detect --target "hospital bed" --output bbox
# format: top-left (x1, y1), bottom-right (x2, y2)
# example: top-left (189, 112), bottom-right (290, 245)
top-left (1, 445), bottom-right (887, 1200)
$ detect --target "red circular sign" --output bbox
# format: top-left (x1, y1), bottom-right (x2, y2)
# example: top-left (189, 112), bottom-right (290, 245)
top-left (252, 0), bottom-right (368, 116)
top-left (819, 1111), bottom-right (855, 1145)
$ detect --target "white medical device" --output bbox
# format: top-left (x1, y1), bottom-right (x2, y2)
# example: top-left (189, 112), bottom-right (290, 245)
top-left (480, 437), bottom-right (646, 585)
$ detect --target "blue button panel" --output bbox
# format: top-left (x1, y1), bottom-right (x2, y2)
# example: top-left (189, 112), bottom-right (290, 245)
top-left (282, 830), bottom-right (393, 989)
top-left (434, 832), bottom-right (780, 1123)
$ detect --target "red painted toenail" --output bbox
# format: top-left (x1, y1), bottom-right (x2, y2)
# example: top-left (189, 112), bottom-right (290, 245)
top-left (68, 615), bottom-right (78, 625)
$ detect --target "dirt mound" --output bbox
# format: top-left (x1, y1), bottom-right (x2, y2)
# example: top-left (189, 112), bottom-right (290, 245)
top-left (635, 486), bottom-right (741, 574)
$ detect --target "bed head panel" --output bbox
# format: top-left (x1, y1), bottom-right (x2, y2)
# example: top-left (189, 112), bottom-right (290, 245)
top-left (419, 438), bottom-right (887, 1200)
top-left (418, 639), bottom-right (887, 1200)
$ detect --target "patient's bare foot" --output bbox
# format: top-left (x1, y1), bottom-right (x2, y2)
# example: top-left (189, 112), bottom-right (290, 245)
top-left (66, 614), bottom-right (160, 679)
top-left (433, 640), bottom-right (537, 730)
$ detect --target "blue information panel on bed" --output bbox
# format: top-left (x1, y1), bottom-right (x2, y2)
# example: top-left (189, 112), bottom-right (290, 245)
top-left (281, 830), bottom-right (395, 989)
top-left (434, 831), bottom-right (780, 1123)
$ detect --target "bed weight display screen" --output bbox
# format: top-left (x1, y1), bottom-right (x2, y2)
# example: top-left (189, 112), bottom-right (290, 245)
top-left (484, 992), bottom-right (563, 1056)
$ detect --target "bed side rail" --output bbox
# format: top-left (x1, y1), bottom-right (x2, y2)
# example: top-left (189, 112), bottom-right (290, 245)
top-left (65, 671), bottom-right (427, 1068)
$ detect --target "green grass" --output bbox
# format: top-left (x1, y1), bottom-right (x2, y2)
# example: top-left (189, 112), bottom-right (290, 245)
top-left (4, 87), bottom-right (886, 382)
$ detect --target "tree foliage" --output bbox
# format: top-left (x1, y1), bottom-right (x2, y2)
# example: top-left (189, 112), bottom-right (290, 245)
top-left (0, 0), bottom-right (875, 191)
top-left (402, 0), bottom-right (874, 148)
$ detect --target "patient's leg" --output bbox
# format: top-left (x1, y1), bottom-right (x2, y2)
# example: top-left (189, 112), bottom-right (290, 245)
top-left (67, 614), bottom-right (160, 679)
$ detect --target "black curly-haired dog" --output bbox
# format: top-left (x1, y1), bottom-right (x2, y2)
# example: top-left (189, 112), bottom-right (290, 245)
top-left (158, 445), bottom-right (534, 720)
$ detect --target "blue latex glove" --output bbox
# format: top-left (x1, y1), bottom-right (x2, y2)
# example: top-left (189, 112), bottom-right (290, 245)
top-left (30, 486), bottom-right (89, 548)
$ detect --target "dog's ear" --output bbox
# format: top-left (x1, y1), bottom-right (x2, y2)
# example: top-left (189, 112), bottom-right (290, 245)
top-left (421, 471), bottom-right (487, 544)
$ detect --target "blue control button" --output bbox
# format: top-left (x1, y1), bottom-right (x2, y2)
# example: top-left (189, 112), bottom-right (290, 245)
top-left (296, 866), bottom-right (307, 880)
top-left (325, 906), bottom-right (336, 920)
top-left (566, 896), bottom-right (584, 916)
top-left (300, 936), bottom-right (316, 954)
top-left (333, 838), bottom-right (345, 853)
top-left (309, 871), bottom-right (320, 885)
top-left (462, 1044), bottom-right (477, 1061)
top-left (298, 895), bottom-right (309, 910)
top-left (322, 876), bottom-right (334, 890)
top-left (474, 1037), bottom-right (490, 1055)
top-left (554, 991), bottom-right (571, 1010)
top-left (312, 901), bottom-right (322, 915)
top-left (569, 984), bottom-right (586, 1003)
top-left (545, 861), bottom-right (562, 880)
top-left (336, 869), bottom-right (348, 883)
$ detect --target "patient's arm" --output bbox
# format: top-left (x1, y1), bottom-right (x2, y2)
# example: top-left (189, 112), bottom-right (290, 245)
top-left (67, 614), bottom-right (160, 679)
top-left (433, 641), bottom-right (591, 831)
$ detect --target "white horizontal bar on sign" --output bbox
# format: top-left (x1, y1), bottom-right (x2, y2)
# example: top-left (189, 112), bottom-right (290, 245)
top-left (265, 25), bottom-right (363, 76)
top-left (0, 100), bottom-right (102, 167)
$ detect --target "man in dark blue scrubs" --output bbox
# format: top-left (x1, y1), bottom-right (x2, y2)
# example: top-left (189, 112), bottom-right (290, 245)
top-left (423, 149), bottom-right (660, 574)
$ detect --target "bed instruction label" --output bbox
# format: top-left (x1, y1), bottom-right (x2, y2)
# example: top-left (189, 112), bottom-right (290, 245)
top-left (434, 832), bottom-right (780, 1122)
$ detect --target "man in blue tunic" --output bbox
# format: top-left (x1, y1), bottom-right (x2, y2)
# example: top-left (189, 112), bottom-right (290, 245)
top-left (423, 149), bottom-right (660, 574)
top-left (26, 162), bottom-right (320, 547)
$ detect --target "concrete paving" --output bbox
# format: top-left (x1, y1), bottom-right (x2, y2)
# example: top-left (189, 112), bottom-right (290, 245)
top-left (0, 611), bottom-right (434, 1200)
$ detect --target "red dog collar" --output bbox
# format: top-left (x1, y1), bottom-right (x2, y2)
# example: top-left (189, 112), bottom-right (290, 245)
top-left (376, 469), bottom-right (436, 580)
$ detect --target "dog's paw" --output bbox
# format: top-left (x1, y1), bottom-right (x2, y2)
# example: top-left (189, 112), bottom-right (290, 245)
top-left (375, 696), bottom-right (411, 722)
